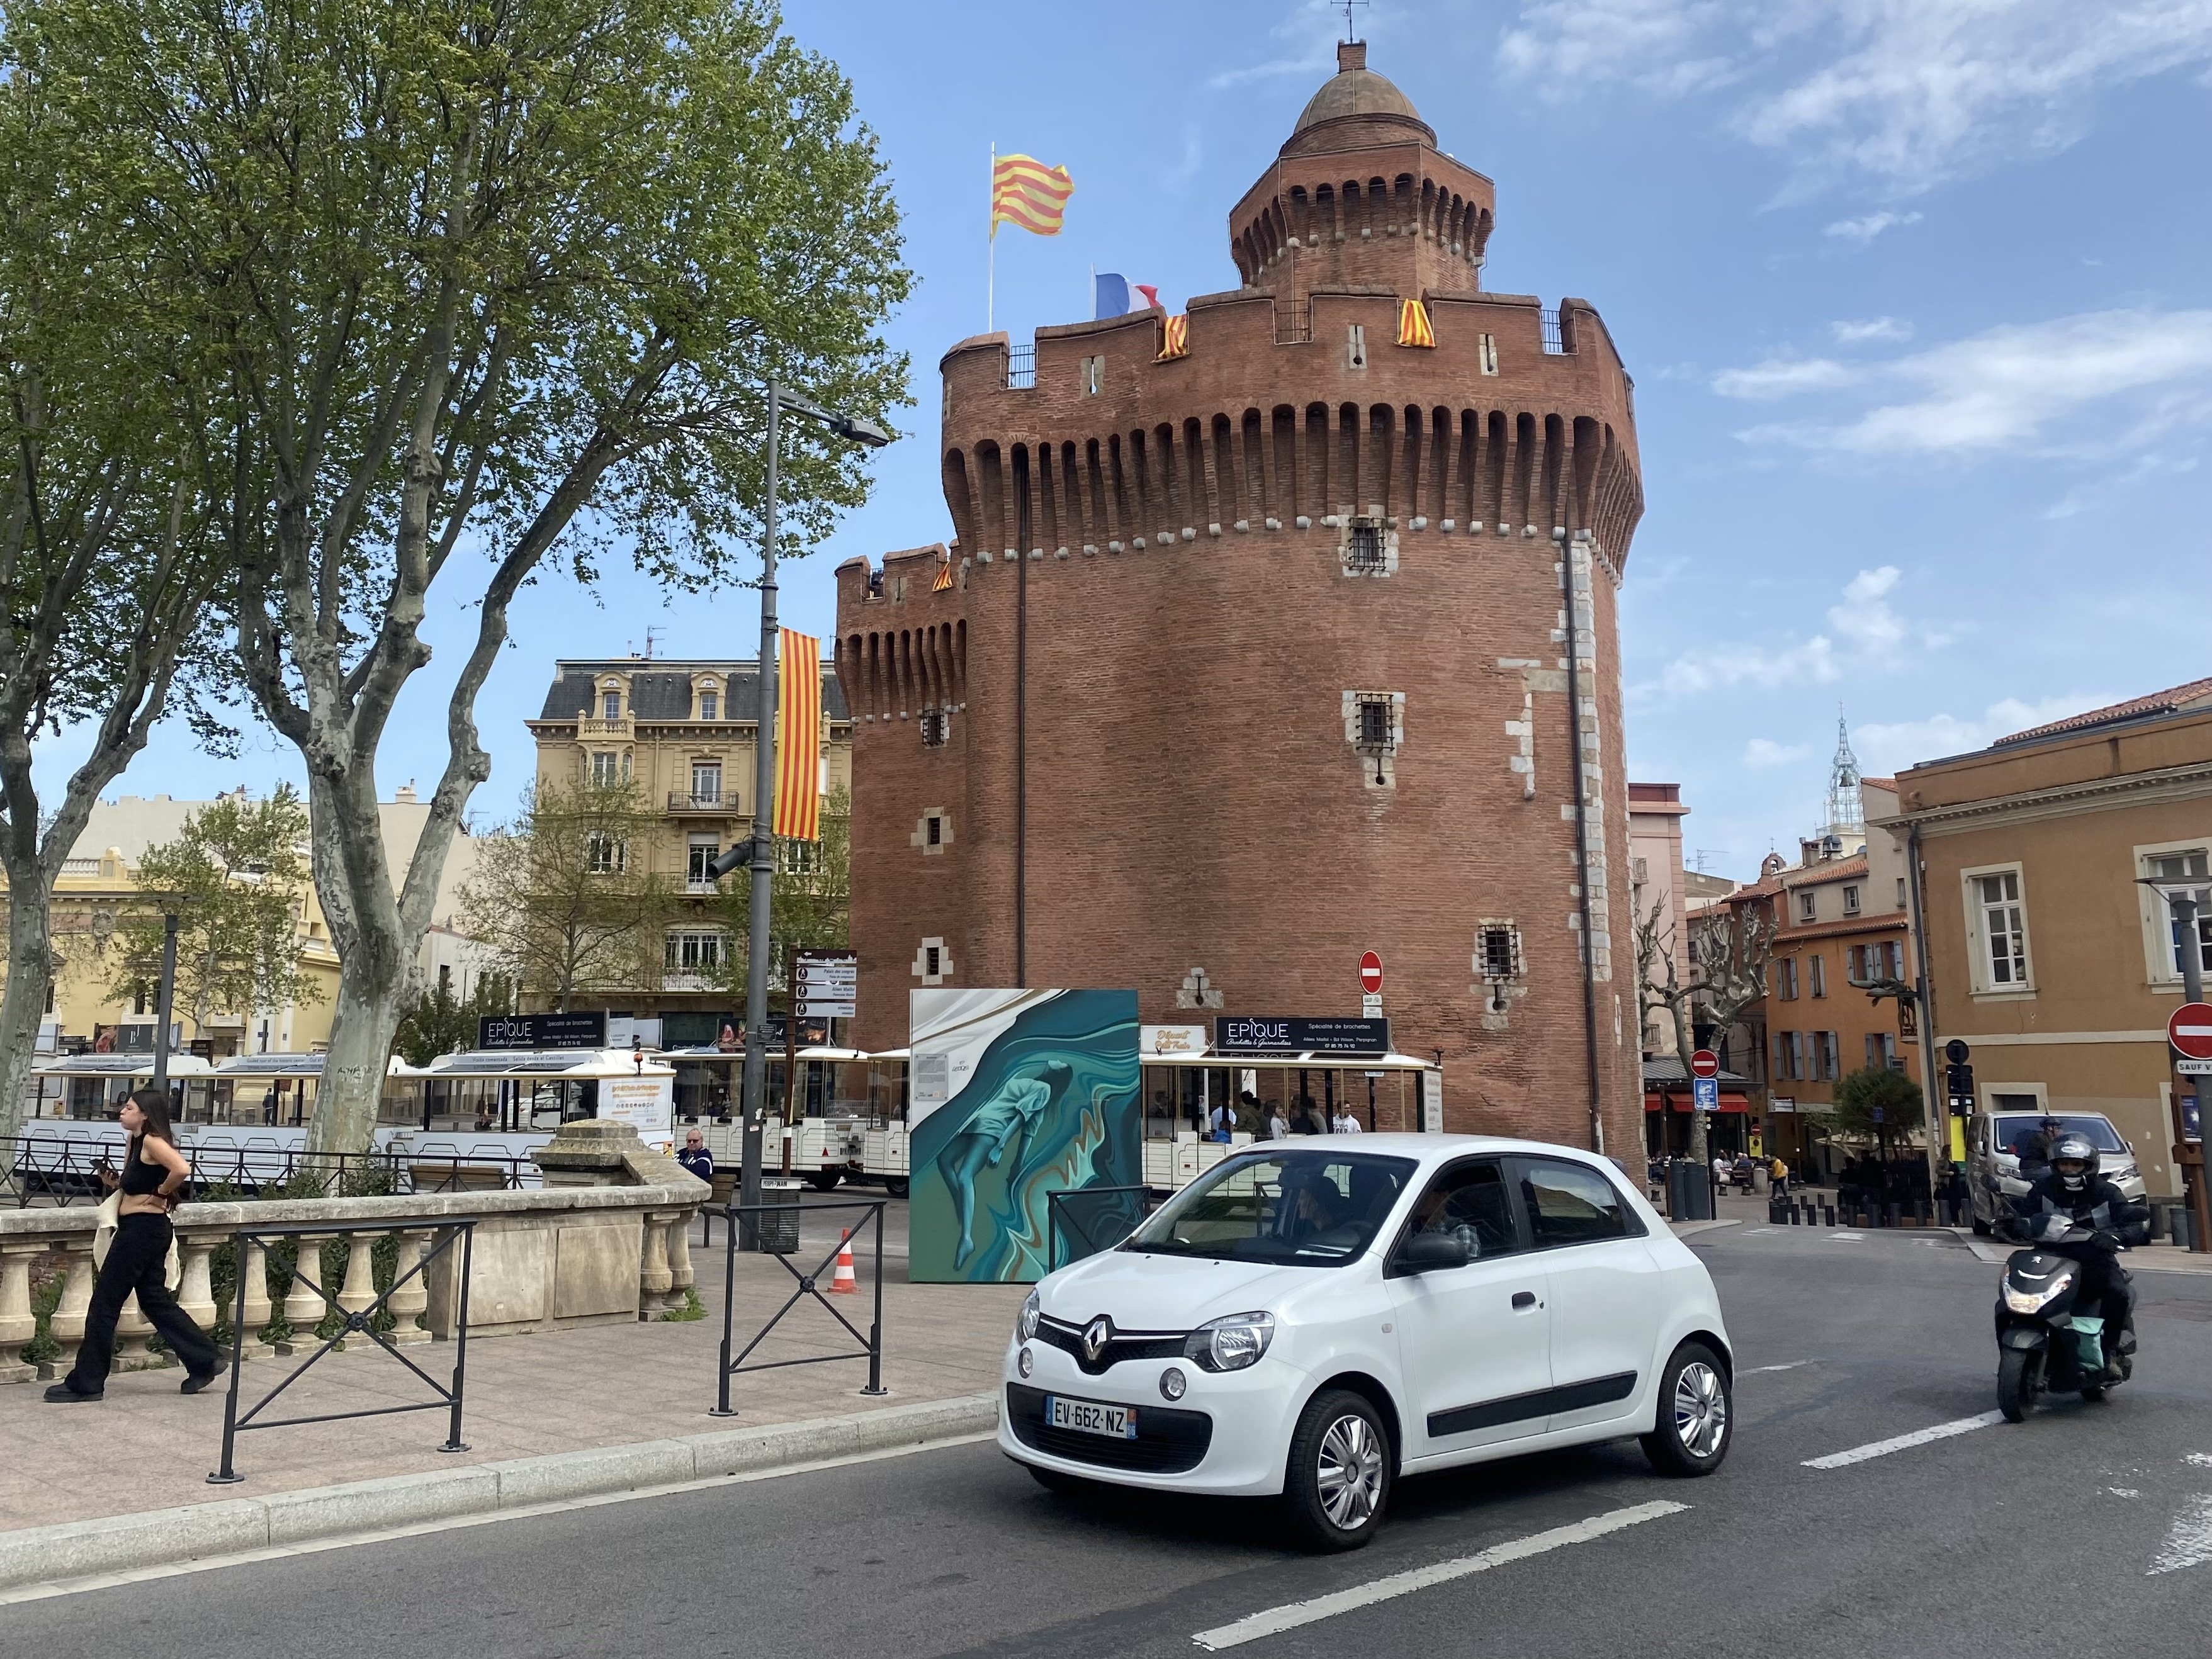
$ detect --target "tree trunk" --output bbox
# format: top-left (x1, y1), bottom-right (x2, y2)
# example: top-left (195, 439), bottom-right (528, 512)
top-left (0, 870), bottom-right (56, 1145)
top-left (1667, 989), bottom-right (1708, 1172)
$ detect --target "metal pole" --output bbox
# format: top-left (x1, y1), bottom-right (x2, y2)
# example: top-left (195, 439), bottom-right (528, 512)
top-left (782, 950), bottom-right (799, 1176)
top-left (710, 1210), bottom-right (738, 1416)
top-left (152, 912), bottom-right (178, 1093)
top-left (740, 383), bottom-right (781, 1247)
top-left (863, 1199), bottom-right (887, 1396)
top-left (2167, 891), bottom-right (2210, 1252)
top-left (1905, 826), bottom-right (1948, 1211)
top-left (207, 1232), bottom-right (251, 1483)
top-left (441, 1224), bottom-right (472, 1452)
top-left (1558, 531), bottom-right (1605, 1156)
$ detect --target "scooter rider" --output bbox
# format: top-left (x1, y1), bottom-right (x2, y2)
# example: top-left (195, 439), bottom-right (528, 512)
top-left (2004, 1132), bottom-right (2147, 1380)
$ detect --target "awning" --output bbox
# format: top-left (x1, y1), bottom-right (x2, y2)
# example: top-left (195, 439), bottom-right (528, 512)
top-left (1644, 1089), bottom-right (1749, 1115)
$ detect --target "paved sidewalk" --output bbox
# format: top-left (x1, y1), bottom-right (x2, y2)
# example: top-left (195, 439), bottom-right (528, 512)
top-left (3, 1210), bottom-right (1022, 1536)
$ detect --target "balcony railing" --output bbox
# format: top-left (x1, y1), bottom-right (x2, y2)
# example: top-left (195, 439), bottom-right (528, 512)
top-left (667, 791), bottom-right (734, 813)
top-left (1002, 345), bottom-right (1035, 390)
top-left (662, 972), bottom-right (719, 993)
top-left (579, 716), bottom-right (632, 738)
top-left (1540, 308), bottom-right (1570, 354)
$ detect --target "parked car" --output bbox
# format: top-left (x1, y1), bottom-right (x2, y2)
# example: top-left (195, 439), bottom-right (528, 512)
top-left (1000, 1135), bottom-right (1733, 1551)
top-left (1966, 1110), bottom-right (2148, 1235)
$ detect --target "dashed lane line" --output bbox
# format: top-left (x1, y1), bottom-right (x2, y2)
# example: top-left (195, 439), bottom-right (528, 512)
top-left (1189, 1502), bottom-right (1690, 1650)
top-left (1744, 1361), bottom-right (1809, 1375)
top-left (1802, 1412), bottom-right (2006, 1471)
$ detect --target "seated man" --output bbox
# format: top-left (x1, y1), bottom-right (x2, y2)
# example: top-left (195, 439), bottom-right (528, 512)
top-left (676, 1129), bottom-right (715, 1186)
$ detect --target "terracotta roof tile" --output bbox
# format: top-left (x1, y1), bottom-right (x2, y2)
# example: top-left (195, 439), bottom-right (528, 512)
top-left (1992, 677), bottom-right (2212, 748)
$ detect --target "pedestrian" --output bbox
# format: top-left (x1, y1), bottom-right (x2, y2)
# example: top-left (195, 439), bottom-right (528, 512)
top-left (1266, 1100), bottom-right (1290, 1141)
top-left (46, 1089), bottom-right (224, 1403)
top-left (1710, 1152), bottom-right (1730, 1189)
top-left (1769, 1154), bottom-right (1790, 1196)
top-left (677, 1128), bottom-right (714, 1185)
top-left (1332, 1106), bottom-right (1363, 1134)
top-left (1207, 1098), bottom-right (1233, 1142)
top-left (1290, 1098), bottom-right (1323, 1136)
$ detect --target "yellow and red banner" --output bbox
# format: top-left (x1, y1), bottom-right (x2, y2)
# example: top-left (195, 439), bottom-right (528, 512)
top-left (932, 550), bottom-right (954, 592)
top-left (1397, 298), bottom-right (1435, 348)
top-left (991, 153), bottom-right (1075, 239)
top-left (1157, 313), bottom-right (1190, 361)
top-left (773, 627), bottom-right (822, 843)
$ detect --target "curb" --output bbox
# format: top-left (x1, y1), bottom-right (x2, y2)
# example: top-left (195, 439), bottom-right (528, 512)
top-left (1667, 1218), bottom-right (1742, 1238)
top-left (0, 1392), bottom-right (999, 1593)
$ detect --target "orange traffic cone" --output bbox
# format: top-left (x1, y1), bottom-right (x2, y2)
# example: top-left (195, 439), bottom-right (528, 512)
top-left (829, 1229), bottom-right (858, 1295)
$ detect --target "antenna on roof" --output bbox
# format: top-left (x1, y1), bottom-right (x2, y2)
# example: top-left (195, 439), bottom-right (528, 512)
top-left (643, 627), bottom-right (662, 661)
top-left (1339, 0), bottom-right (1368, 43)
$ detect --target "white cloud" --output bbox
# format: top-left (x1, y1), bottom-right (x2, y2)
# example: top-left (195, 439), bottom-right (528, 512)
top-left (1496, 1), bottom-right (2212, 189)
top-left (1829, 316), bottom-right (1912, 344)
top-left (1744, 737), bottom-right (1813, 767)
top-left (1856, 694), bottom-right (2126, 770)
top-left (1711, 356), bottom-right (1856, 400)
top-left (1824, 211), bottom-right (1921, 242)
top-left (1634, 564), bottom-right (1932, 709)
top-left (1207, 0), bottom-right (1348, 89)
top-left (1724, 307), bottom-right (2212, 458)
top-left (1827, 565), bottom-right (1905, 650)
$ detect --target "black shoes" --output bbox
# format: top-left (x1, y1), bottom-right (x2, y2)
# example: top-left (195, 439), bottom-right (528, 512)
top-left (43, 1381), bottom-right (102, 1403)
top-left (181, 1354), bottom-right (230, 1395)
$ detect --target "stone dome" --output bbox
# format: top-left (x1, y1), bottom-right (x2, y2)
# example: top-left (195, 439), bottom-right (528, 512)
top-left (1284, 41), bottom-right (1435, 155)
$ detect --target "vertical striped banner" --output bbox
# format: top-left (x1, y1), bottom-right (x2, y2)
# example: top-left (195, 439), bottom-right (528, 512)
top-left (773, 627), bottom-right (822, 842)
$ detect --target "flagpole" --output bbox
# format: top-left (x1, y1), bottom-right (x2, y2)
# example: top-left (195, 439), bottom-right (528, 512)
top-left (988, 142), bottom-right (995, 334)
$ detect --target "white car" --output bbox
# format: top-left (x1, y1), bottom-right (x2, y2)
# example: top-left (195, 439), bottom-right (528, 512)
top-left (1000, 1135), bottom-right (1733, 1549)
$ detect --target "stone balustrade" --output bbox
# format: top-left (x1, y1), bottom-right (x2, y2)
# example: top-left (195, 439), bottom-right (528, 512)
top-left (0, 1156), bottom-right (705, 1383)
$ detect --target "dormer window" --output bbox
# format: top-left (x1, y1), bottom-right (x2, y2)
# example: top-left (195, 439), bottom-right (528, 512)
top-left (600, 691), bottom-right (621, 720)
top-left (699, 690), bottom-right (718, 721)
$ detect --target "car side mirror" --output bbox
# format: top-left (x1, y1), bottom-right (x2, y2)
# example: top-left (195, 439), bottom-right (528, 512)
top-left (1396, 1232), bottom-right (1470, 1274)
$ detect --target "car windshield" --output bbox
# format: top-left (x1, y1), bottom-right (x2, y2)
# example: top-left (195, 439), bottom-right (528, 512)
top-left (1120, 1150), bottom-right (1416, 1267)
top-left (1994, 1115), bottom-right (2125, 1155)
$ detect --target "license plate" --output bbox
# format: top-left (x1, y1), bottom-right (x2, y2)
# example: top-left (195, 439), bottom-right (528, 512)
top-left (1046, 1394), bottom-right (1137, 1439)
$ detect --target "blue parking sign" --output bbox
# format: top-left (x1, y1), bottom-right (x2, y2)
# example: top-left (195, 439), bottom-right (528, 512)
top-left (1692, 1076), bottom-right (1718, 1112)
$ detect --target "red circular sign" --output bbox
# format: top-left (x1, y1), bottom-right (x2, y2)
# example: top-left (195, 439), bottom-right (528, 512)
top-left (1689, 1049), bottom-right (1720, 1079)
top-left (1359, 951), bottom-right (1384, 996)
top-left (2169, 1002), bottom-right (2212, 1062)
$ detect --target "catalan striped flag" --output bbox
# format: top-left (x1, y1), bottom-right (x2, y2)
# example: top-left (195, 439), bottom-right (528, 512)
top-left (932, 550), bottom-right (954, 592)
top-left (991, 152), bottom-right (1075, 239)
top-left (1397, 298), bottom-right (1436, 348)
top-left (1156, 313), bottom-right (1190, 361)
top-left (772, 627), bottom-right (822, 843)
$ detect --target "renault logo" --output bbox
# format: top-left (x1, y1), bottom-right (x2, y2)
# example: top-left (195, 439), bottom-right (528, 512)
top-left (1081, 1316), bottom-right (1112, 1363)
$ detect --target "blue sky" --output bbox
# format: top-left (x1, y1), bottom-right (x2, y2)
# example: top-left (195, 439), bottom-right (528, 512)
top-left (65, 0), bottom-right (2211, 879)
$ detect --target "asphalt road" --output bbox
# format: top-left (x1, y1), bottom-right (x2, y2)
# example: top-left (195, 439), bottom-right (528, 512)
top-left (15, 1223), bottom-right (2212, 1658)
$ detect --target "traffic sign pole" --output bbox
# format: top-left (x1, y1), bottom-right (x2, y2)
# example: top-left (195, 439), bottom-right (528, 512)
top-left (2165, 965), bottom-right (2212, 1252)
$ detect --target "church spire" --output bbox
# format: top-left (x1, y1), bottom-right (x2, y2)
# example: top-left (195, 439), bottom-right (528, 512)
top-left (1823, 706), bottom-right (1864, 844)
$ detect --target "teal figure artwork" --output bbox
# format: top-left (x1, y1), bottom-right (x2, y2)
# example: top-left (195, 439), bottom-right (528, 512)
top-left (908, 989), bottom-right (1140, 1283)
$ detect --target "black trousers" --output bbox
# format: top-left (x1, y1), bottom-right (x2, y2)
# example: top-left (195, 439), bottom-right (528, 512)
top-left (66, 1213), bottom-right (220, 1392)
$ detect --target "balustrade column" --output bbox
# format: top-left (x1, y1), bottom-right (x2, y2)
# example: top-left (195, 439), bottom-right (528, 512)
top-left (0, 1243), bottom-right (37, 1383)
top-left (237, 1238), bottom-right (274, 1358)
top-left (638, 1212), bottom-right (675, 1317)
top-left (176, 1230), bottom-right (219, 1334)
top-left (385, 1230), bottom-right (431, 1346)
top-left (337, 1232), bottom-right (382, 1339)
top-left (665, 1212), bottom-right (697, 1302)
top-left (47, 1242), bottom-right (93, 1379)
top-left (278, 1240), bottom-right (330, 1354)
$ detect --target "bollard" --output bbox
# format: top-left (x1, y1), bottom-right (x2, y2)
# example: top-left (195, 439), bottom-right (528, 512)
top-left (1886, 1202), bottom-right (1902, 1229)
top-left (1825, 1205), bottom-right (1837, 1227)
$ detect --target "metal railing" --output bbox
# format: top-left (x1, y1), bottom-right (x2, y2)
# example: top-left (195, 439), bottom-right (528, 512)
top-left (710, 1198), bottom-right (887, 1416)
top-left (1046, 1184), bottom-right (1162, 1271)
top-left (667, 791), bottom-right (729, 811)
top-left (1274, 301), bottom-right (1312, 345)
top-left (1003, 345), bottom-right (1035, 390)
top-left (1540, 308), bottom-right (1569, 354)
top-left (4, 1137), bottom-right (538, 1207)
top-left (208, 1217), bottom-right (474, 1485)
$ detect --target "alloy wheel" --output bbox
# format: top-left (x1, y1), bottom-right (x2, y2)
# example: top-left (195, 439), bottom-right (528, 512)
top-left (1316, 1413), bottom-right (1384, 1529)
top-left (1673, 1361), bottom-right (1728, 1459)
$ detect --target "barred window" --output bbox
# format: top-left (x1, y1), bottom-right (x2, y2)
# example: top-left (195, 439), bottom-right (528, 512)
top-left (1345, 520), bottom-right (1385, 572)
top-left (1355, 697), bottom-right (1393, 753)
top-left (920, 708), bottom-right (949, 748)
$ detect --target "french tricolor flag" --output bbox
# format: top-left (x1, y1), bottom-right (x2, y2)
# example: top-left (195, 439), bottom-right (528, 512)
top-left (1093, 273), bottom-right (1161, 318)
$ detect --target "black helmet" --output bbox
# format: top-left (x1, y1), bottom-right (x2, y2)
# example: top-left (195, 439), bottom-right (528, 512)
top-left (2050, 1132), bottom-right (2099, 1191)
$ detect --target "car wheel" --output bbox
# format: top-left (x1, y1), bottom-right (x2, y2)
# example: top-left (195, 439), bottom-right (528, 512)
top-left (807, 1171), bottom-right (841, 1192)
top-left (1640, 1342), bottom-right (1732, 1477)
top-left (884, 1178), bottom-right (910, 1198)
top-left (1024, 1461), bottom-right (1092, 1496)
top-left (1280, 1388), bottom-right (1391, 1552)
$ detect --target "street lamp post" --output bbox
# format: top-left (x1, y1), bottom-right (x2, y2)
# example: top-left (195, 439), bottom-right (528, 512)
top-left (2139, 879), bottom-right (2211, 1253)
top-left (711, 380), bottom-right (889, 1247)
top-left (149, 913), bottom-right (179, 1095)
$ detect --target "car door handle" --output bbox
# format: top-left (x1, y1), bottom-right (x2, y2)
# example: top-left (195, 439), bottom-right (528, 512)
top-left (1511, 1291), bottom-right (1538, 1310)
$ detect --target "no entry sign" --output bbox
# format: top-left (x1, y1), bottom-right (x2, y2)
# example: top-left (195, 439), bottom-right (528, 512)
top-left (1359, 951), bottom-right (1384, 996)
top-left (2169, 1002), bottom-right (2212, 1062)
top-left (1689, 1049), bottom-right (1720, 1079)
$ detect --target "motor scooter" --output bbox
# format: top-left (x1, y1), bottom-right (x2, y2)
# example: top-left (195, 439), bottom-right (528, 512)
top-left (1993, 1214), bottom-right (2136, 1422)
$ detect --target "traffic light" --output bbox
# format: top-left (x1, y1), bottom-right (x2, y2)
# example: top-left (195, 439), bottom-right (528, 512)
top-left (1944, 1060), bottom-right (1975, 1114)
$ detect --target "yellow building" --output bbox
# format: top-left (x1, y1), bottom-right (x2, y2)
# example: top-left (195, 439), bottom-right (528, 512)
top-left (526, 656), bottom-right (852, 1046)
top-left (7, 788), bottom-right (486, 1064)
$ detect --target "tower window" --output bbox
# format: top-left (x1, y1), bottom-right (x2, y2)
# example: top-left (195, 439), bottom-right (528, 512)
top-left (920, 708), bottom-right (949, 748)
top-left (1080, 355), bottom-right (1103, 395)
top-left (1355, 697), bottom-right (1393, 753)
top-left (1479, 925), bottom-right (1522, 981)
top-left (1345, 520), bottom-right (1385, 572)
top-left (1346, 324), bottom-right (1367, 369)
top-left (926, 814), bottom-right (942, 846)
top-left (1478, 334), bottom-right (1498, 375)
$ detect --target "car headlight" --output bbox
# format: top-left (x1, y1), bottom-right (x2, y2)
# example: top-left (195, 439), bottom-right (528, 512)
top-left (2002, 1282), bottom-right (2067, 1313)
top-left (1185, 1311), bottom-right (1275, 1372)
top-left (1018, 1289), bottom-right (1041, 1343)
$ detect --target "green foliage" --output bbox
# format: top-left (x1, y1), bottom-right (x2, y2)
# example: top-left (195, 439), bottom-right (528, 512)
top-left (394, 969), bottom-right (516, 1067)
top-left (458, 780), bottom-right (674, 1011)
top-left (1831, 1065), bottom-right (1926, 1143)
top-left (658, 1285), bottom-right (705, 1322)
top-left (102, 788), bottom-right (319, 1033)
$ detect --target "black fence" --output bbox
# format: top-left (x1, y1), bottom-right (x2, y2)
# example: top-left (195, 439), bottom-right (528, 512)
top-left (710, 1198), bottom-right (888, 1417)
top-left (1046, 1184), bottom-right (1161, 1272)
top-left (208, 1218), bottom-right (474, 1485)
top-left (5, 1136), bottom-right (536, 1207)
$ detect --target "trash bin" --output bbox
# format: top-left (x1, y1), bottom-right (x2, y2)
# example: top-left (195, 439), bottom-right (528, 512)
top-left (1666, 1162), bottom-right (1713, 1222)
top-left (755, 1178), bottom-right (802, 1254)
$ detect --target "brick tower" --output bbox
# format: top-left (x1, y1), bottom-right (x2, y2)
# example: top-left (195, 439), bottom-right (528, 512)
top-left (834, 42), bottom-right (1646, 1154)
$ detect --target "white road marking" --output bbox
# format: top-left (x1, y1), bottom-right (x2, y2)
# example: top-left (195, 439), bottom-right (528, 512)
top-left (1189, 1502), bottom-right (1690, 1650)
top-left (1802, 1412), bottom-right (2006, 1470)
top-left (2147, 1494), bottom-right (2212, 1575)
top-left (2186, 1453), bottom-right (2212, 1468)
top-left (2108, 1488), bottom-right (2142, 1499)
top-left (1829, 1232), bottom-right (1865, 1241)
top-left (1745, 1361), bottom-right (1809, 1375)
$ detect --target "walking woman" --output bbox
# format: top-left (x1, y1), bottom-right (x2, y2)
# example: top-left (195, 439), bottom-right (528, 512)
top-left (46, 1088), bottom-right (225, 1402)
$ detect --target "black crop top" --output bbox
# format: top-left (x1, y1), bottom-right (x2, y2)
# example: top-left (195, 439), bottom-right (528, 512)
top-left (119, 1134), bottom-right (167, 1196)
